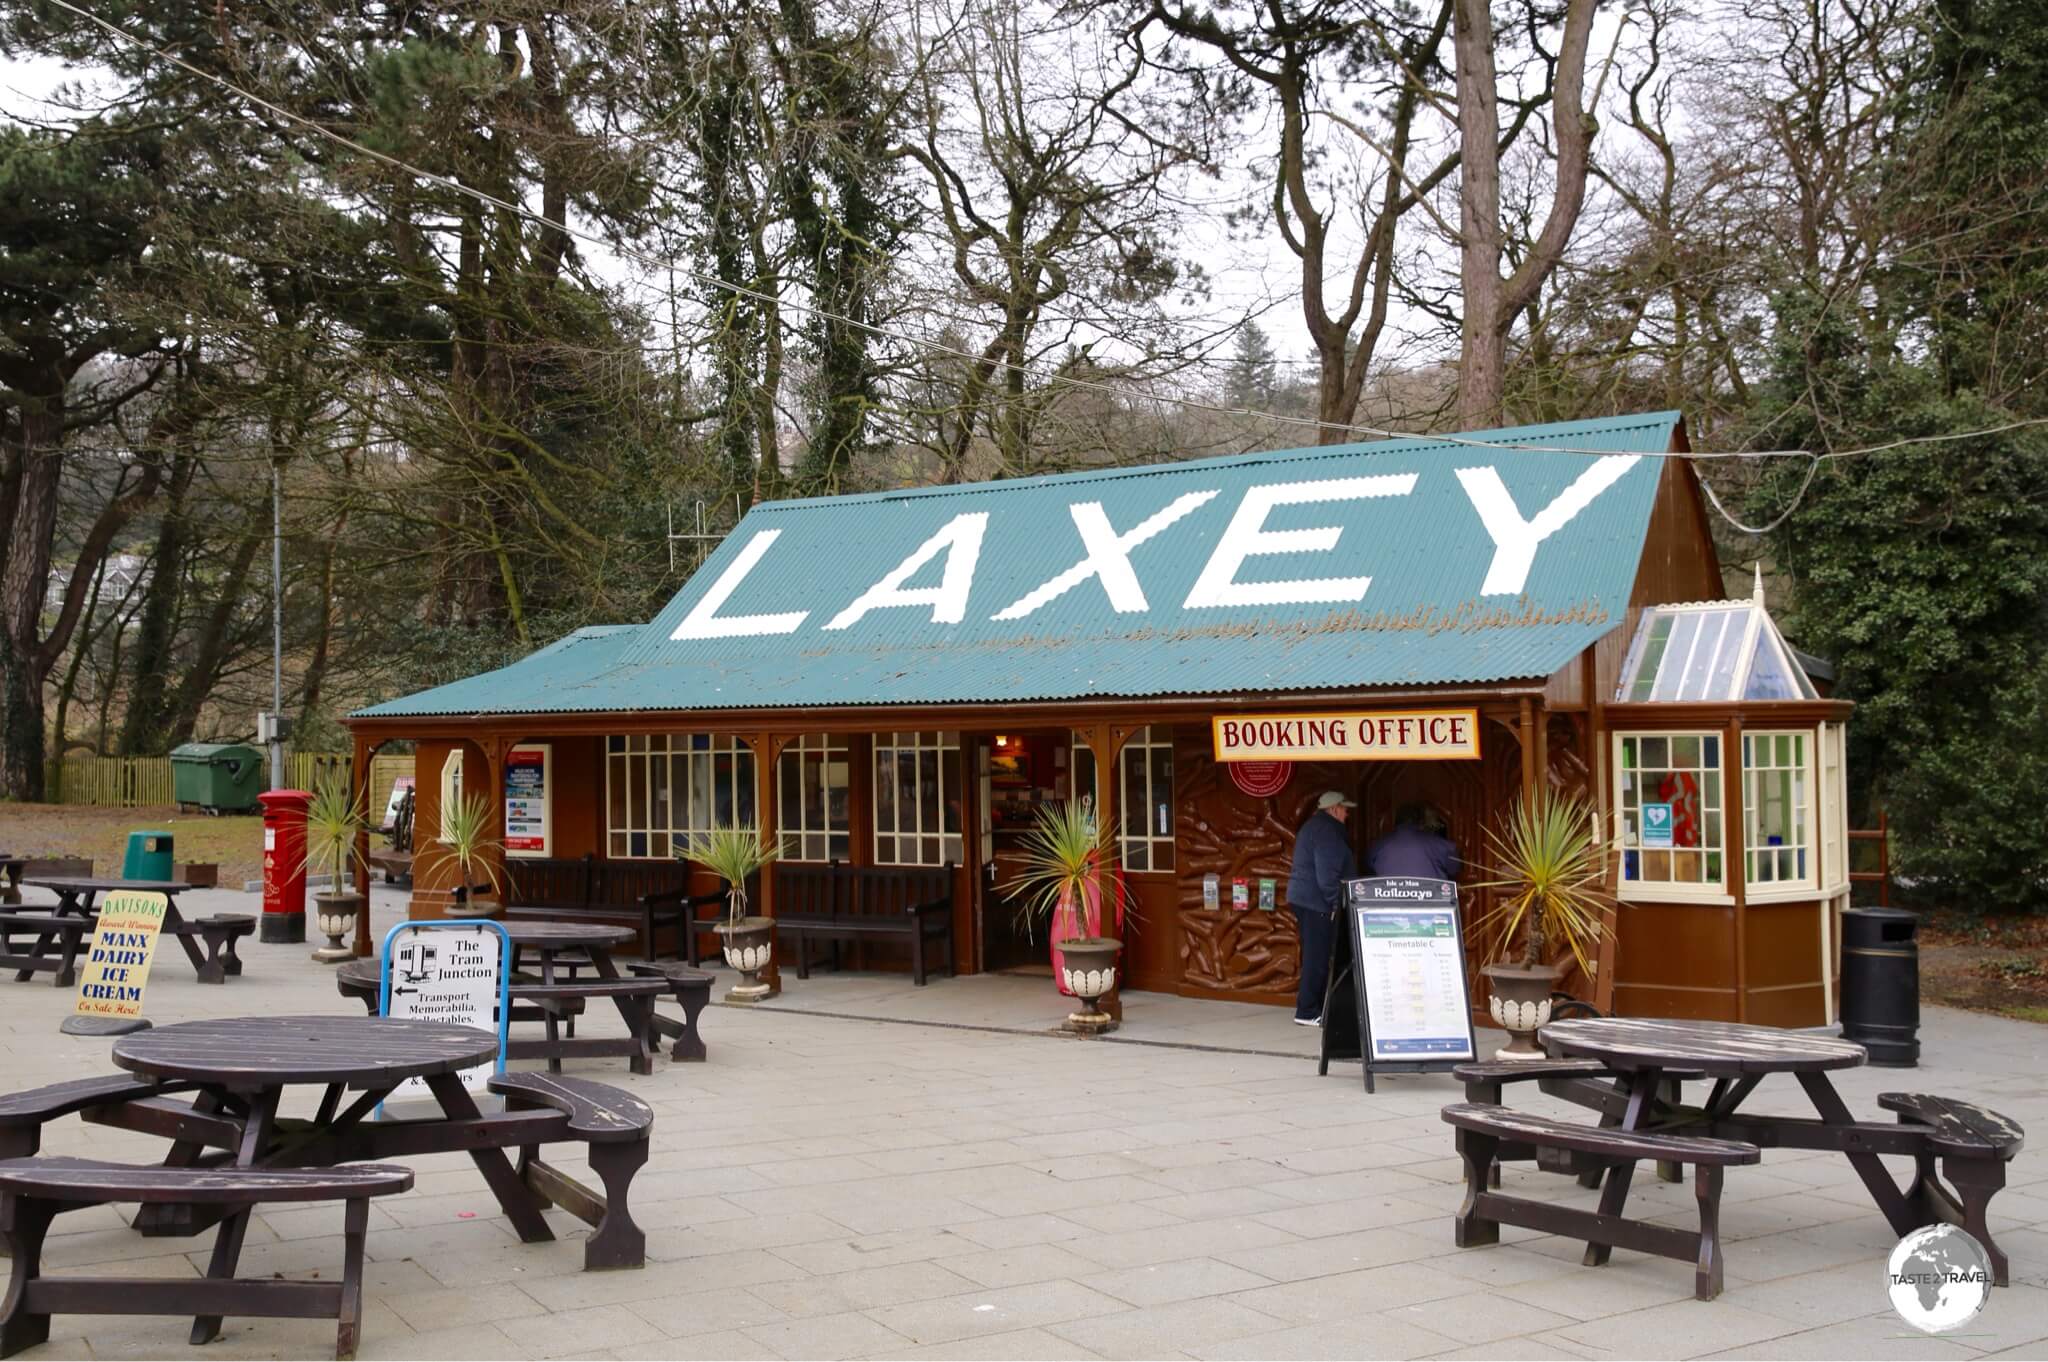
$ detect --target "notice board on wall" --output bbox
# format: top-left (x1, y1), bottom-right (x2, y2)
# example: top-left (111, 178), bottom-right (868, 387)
top-left (503, 744), bottom-right (550, 857)
top-left (1318, 876), bottom-right (1476, 1092)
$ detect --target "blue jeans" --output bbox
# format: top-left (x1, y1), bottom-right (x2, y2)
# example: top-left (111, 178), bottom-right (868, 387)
top-left (1291, 904), bottom-right (1333, 1020)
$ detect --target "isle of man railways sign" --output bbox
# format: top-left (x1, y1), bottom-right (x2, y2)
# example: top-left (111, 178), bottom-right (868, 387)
top-left (1213, 710), bottom-right (1481, 762)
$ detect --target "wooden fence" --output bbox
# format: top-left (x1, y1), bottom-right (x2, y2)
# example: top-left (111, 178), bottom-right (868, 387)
top-left (42, 753), bottom-right (414, 811)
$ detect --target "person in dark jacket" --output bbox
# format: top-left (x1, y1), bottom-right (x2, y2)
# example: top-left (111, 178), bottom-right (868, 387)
top-left (1287, 791), bottom-right (1357, 1025)
top-left (1368, 802), bottom-right (1459, 880)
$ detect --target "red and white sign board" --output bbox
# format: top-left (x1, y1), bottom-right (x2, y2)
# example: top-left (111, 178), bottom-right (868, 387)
top-left (503, 745), bottom-right (550, 857)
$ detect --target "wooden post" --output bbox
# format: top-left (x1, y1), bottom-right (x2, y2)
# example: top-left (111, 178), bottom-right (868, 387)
top-left (1084, 722), bottom-right (1128, 1023)
top-left (753, 733), bottom-right (785, 997)
top-left (1725, 719), bottom-right (1747, 1023)
top-left (1517, 698), bottom-right (1537, 800)
top-left (351, 734), bottom-right (375, 958)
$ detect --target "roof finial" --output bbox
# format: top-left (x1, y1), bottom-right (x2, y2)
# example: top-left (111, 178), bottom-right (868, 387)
top-left (1752, 562), bottom-right (1766, 605)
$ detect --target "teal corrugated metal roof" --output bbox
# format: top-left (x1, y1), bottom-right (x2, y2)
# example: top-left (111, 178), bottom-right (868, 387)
top-left (355, 412), bottom-right (1683, 718)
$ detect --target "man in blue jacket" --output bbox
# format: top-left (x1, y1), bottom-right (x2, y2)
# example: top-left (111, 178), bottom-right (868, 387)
top-left (1368, 802), bottom-right (1460, 881)
top-left (1287, 791), bottom-right (1357, 1025)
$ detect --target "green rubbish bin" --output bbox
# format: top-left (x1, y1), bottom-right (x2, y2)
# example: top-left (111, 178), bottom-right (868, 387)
top-left (169, 741), bottom-right (265, 814)
top-left (122, 829), bottom-right (174, 880)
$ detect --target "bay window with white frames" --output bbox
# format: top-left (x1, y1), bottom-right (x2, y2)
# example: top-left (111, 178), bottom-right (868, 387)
top-left (1745, 731), bottom-right (1817, 890)
top-left (1614, 732), bottom-right (1727, 893)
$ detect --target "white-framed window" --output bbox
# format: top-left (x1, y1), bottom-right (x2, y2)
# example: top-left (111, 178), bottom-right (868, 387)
top-left (1070, 726), bottom-right (1177, 871)
top-left (1744, 731), bottom-right (1815, 888)
top-left (874, 731), bottom-right (962, 866)
top-left (1818, 721), bottom-right (1848, 891)
top-left (1615, 732), bottom-right (1726, 889)
top-left (606, 734), bottom-right (756, 859)
top-left (779, 734), bottom-right (850, 862)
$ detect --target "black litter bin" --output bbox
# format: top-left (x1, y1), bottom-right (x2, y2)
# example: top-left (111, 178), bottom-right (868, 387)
top-left (1840, 907), bottom-right (1919, 1067)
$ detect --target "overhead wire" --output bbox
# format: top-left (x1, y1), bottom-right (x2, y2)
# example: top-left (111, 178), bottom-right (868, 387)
top-left (36, 0), bottom-right (2048, 532)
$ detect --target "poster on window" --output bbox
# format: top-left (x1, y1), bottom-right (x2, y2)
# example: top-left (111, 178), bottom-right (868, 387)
top-left (503, 744), bottom-right (550, 857)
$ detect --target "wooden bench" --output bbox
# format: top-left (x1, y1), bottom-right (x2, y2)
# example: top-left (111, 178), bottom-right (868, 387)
top-left (163, 914), bottom-right (255, 985)
top-left (627, 962), bottom-right (715, 1061)
top-left (777, 863), bottom-right (955, 985)
top-left (489, 1073), bottom-right (649, 1269)
top-left (642, 883), bottom-right (747, 968)
top-left (508, 978), bottom-right (668, 1076)
top-left (0, 913), bottom-right (95, 988)
top-left (0, 1156), bottom-right (412, 1359)
top-left (501, 856), bottom-right (696, 957)
top-left (1881, 1092), bottom-right (2024, 1286)
top-left (1442, 1102), bottom-right (1761, 1300)
top-left (1453, 1058), bottom-right (1706, 1187)
top-left (0, 1074), bottom-right (198, 1160)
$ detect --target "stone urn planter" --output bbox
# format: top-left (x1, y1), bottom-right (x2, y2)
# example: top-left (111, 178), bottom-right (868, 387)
top-left (1057, 936), bottom-right (1122, 1035)
top-left (1483, 962), bottom-right (1562, 1059)
top-left (310, 891), bottom-right (363, 963)
top-left (719, 916), bottom-right (776, 1003)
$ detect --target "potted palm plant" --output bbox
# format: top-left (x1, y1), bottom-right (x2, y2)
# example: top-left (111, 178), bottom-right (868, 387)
top-left (1472, 790), bottom-right (1612, 1059)
top-left (427, 791), bottom-right (504, 919)
top-left (678, 825), bottom-right (779, 1003)
top-left (299, 769), bottom-right (369, 963)
top-left (1008, 799), bottom-right (1124, 1034)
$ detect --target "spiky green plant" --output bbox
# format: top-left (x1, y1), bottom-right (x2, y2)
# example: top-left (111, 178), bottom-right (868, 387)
top-left (1470, 790), bottom-right (1612, 977)
top-left (296, 767), bottom-right (367, 896)
top-left (675, 825), bottom-right (778, 927)
top-left (427, 790), bottom-right (504, 900)
top-left (1006, 799), bottom-right (1122, 944)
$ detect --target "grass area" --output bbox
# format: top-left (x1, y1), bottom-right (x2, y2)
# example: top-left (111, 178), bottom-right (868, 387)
top-left (0, 803), bottom-right (266, 885)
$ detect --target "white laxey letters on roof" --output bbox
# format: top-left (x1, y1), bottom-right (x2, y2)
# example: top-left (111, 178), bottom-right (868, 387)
top-left (825, 511), bottom-right (989, 630)
top-left (1456, 455), bottom-right (1641, 596)
top-left (670, 461), bottom-right (1639, 643)
top-left (994, 490), bottom-right (1219, 620)
top-left (1183, 473), bottom-right (1417, 609)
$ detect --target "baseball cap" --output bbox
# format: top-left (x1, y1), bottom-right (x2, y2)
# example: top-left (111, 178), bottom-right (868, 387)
top-left (1316, 791), bottom-right (1356, 810)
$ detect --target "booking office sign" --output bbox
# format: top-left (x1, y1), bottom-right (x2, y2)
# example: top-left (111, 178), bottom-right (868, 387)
top-left (378, 919), bottom-right (512, 1108)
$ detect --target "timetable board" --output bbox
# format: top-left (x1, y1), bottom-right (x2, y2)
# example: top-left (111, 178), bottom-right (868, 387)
top-left (1318, 876), bottom-right (1476, 1092)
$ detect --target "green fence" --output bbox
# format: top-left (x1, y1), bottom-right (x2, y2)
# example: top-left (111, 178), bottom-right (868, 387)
top-left (42, 753), bottom-right (414, 810)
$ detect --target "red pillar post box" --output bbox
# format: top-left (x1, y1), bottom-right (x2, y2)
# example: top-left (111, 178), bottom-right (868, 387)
top-left (259, 788), bottom-right (313, 944)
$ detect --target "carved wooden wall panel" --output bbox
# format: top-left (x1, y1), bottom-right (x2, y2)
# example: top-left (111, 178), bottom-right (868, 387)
top-left (1172, 731), bottom-right (1352, 995)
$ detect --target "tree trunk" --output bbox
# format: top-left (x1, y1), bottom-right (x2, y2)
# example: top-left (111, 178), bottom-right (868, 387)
top-left (166, 509), bottom-right (267, 745)
top-left (0, 398), bottom-right (68, 800)
top-left (1452, 0), bottom-right (1598, 428)
top-left (118, 449), bottom-right (198, 754)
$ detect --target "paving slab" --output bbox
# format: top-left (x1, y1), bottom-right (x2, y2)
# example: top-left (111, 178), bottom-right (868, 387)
top-left (0, 881), bottom-right (2039, 1361)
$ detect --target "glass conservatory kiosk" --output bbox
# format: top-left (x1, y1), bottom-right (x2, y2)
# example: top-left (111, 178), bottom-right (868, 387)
top-left (1603, 586), bottom-right (1854, 1026)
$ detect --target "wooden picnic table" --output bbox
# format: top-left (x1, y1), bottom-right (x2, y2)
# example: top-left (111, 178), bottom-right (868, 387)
top-left (501, 921), bottom-right (662, 1075)
top-left (1540, 1017), bottom-right (1931, 1242)
top-left (9, 877), bottom-right (252, 987)
top-left (106, 1015), bottom-right (547, 1246)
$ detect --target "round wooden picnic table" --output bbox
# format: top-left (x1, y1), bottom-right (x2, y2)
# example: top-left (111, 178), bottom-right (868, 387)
top-left (1537, 1015), bottom-right (1934, 1251)
top-left (105, 1014), bottom-right (553, 1251)
top-left (499, 920), bottom-right (636, 954)
top-left (1541, 1017), bottom-right (1866, 1076)
top-left (111, 1015), bottom-right (497, 1090)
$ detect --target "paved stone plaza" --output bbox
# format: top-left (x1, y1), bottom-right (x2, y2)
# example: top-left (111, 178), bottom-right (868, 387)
top-left (4, 884), bottom-right (2045, 1360)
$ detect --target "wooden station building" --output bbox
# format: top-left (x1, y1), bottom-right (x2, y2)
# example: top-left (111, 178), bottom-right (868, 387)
top-left (347, 411), bottom-right (1854, 1025)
